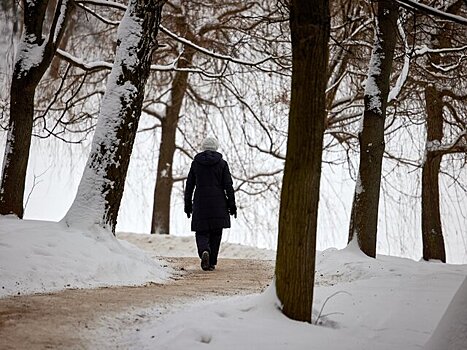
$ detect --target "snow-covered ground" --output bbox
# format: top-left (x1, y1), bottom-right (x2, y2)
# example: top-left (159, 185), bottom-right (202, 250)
top-left (98, 241), bottom-right (467, 350)
top-left (0, 217), bottom-right (171, 298)
top-left (0, 218), bottom-right (274, 298)
top-left (117, 231), bottom-right (276, 260)
top-left (1, 218), bottom-right (466, 349)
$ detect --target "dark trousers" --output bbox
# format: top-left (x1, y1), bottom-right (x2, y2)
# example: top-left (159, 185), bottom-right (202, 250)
top-left (195, 228), bottom-right (223, 266)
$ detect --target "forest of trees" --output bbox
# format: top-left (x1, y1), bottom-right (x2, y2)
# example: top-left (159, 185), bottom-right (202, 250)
top-left (0, 0), bottom-right (466, 321)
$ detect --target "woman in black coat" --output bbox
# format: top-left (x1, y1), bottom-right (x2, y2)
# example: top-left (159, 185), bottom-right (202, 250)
top-left (184, 137), bottom-right (237, 271)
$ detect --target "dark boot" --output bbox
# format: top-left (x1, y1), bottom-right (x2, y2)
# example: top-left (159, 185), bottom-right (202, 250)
top-left (195, 231), bottom-right (210, 258)
top-left (201, 251), bottom-right (210, 271)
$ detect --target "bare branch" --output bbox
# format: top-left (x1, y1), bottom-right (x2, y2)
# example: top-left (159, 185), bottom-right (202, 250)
top-left (56, 49), bottom-right (226, 77)
top-left (159, 25), bottom-right (278, 68)
top-left (75, 0), bottom-right (126, 11)
top-left (76, 2), bottom-right (120, 26)
top-left (428, 130), bottom-right (467, 156)
top-left (396, 0), bottom-right (467, 25)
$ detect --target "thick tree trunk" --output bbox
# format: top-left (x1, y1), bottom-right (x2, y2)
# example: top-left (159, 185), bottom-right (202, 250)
top-left (348, 0), bottom-right (398, 257)
top-left (63, 0), bottom-right (164, 233)
top-left (151, 51), bottom-right (193, 235)
top-left (421, 86), bottom-right (446, 262)
top-left (0, 84), bottom-right (35, 217)
top-left (275, 0), bottom-right (329, 323)
top-left (0, 0), bottom-right (73, 217)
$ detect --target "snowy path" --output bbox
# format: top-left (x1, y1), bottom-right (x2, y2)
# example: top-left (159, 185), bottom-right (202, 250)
top-left (0, 257), bottom-right (274, 349)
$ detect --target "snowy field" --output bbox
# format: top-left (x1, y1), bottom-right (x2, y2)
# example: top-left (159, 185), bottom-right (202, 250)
top-left (1, 217), bottom-right (466, 349)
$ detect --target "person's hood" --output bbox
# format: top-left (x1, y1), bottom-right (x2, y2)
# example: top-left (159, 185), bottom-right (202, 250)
top-left (194, 150), bottom-right (223, 166)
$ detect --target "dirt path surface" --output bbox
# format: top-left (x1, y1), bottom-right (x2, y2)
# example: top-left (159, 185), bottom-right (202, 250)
top-left (0, 258), bottom-right (274, 349)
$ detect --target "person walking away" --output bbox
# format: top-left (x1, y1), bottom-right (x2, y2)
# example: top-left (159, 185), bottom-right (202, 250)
top-left (184, 137), bottom-right (237, 271)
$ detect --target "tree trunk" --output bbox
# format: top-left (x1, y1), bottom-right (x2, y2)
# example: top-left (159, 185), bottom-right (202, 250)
top-left (151, 51), bottom-right (193, 234)
top-left (418, 0), bottom-right (464, 263)
top-left (63, 0), bottom-right (164, 233)
top-left (0, 0), bottom-right (73, 217)
top-left (421, 87), bottom-right (446, 262)
top-left (348, 0), bottom-right (398, 257)
top-left (275, 0), bottom-right (329, 323)
top-left (0, 83), bottom-right (35, 217)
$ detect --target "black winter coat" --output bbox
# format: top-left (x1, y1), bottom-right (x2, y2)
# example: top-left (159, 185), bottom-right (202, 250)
top-left (184, 151), bottom-right (236, 232)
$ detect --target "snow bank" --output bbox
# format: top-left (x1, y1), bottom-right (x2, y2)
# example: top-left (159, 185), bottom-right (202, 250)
top-left (0, 217), bottom-right (170, 298)
top-left (425, 277), bottom-right (467, 350)
top-left (141, 286), bottom-right (365, 350)
top-left (117, 232), bottom-right (276, 260)
top-left (129, 245), bottom-right (467, 350)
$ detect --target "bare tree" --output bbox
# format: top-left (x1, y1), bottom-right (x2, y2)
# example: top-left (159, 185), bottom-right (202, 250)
top-left (275, 0), bottom-right (330, 322)
top-left (150, 1), bottom-right (259, 235)
top-left (149, 0), bottom-right (294, 235)
top-left (150, 50), bottom-right (193, 234)
top-left (63, 0), bottom-right (165, 233)
top-left (419, 0), bottom-right (466, 262)
top-left (0, 0), bottom-right (74, 217)
top-left (57, 0), bottom-right (284, 235)
top-left (348, 0), bottom-right (399, 257)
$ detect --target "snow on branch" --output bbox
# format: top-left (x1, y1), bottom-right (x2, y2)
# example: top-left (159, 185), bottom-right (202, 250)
top-left (388, 18), bottom-right (410, 103)
top-left (431, 56), bottom-right (467, 73)
top-left (413, 44), bottom-right (467, 56)
top-left (56, 49), bottom-right (226, 77)
top-left (75, 1), bottom-right (279, 69)
top-left (51, 0), bottom-right (72, 44)
top-left (427, 130), bottom-right (467, 156)
top-left (396, 0), bottom-right (467, 26)
top-left (75, 0), bottom-right (126, 11)
top-left (57, 49), bottom-right (112, 71)
top-left (17, 0), bottom-right (73, 76)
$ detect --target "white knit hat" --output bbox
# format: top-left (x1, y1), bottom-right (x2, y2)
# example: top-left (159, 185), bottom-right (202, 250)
top-left (201, 137), bottom-right (219, 151)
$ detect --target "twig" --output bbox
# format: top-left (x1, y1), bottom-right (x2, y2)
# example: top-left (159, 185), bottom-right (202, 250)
top-left (314, 291), bottom-right (351, 325)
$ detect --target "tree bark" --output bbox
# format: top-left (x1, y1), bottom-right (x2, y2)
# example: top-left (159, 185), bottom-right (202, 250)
top-left (151, 50), bottom-right (193, 235)
top-left (348, 0), bottom-right (398, 258)
top-left (0, 0), bottom-right (73, 217)
top-left (275, 0), bottom-right (329, 323)
top-left (63, 0), bottom-right (164, 233)
top-left (421, 85), bottom-right (446, 262)
top-left (418, 0), bottom-right (464, 263)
